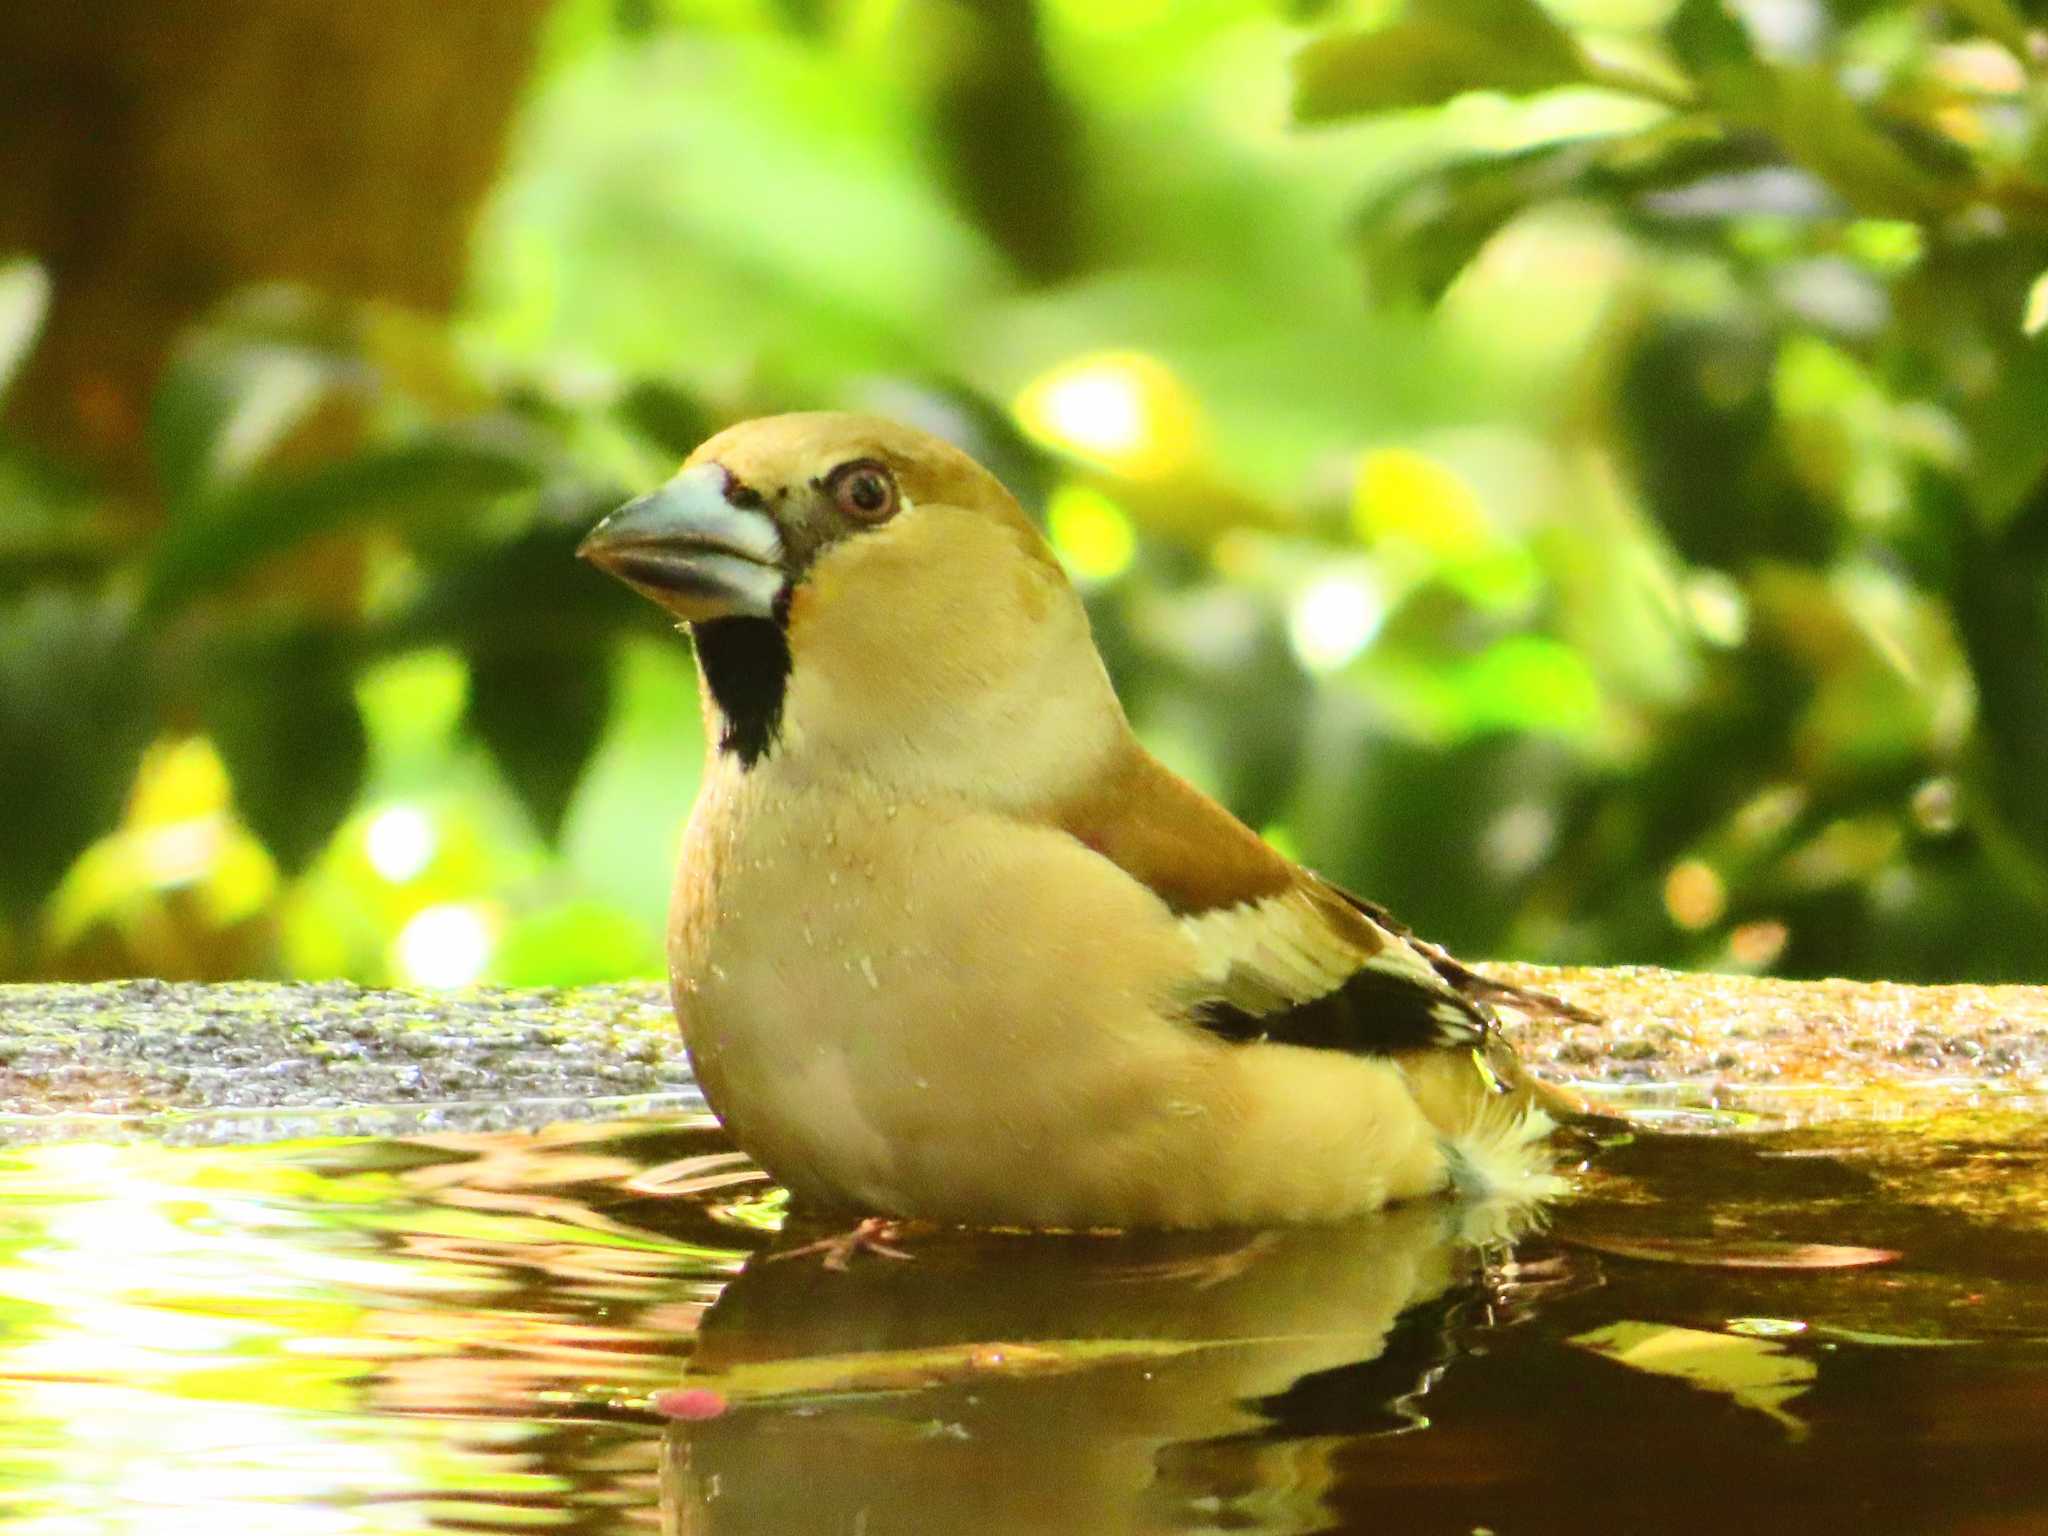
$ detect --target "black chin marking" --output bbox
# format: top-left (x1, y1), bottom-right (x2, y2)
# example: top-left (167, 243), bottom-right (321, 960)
top-left (694, 616), bottom-right (791, 768)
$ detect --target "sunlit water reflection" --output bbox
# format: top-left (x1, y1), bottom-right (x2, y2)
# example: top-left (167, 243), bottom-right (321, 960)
top-left (1, 1101), bottom-right (2045, 1534)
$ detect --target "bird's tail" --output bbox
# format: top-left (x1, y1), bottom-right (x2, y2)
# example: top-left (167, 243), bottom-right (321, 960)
top-left (1400, 1041), bottom-right (1568, 1205)
top-left (1442, 1099), bottom-right (1564, 1201)
top-left (1439, 1093), bottom-right (1565, 1243)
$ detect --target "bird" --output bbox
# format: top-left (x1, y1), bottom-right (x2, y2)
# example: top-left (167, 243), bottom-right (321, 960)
top-left (577, 411), bottom-right (1586, 1241)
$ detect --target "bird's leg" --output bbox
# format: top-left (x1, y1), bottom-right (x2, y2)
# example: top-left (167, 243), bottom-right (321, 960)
top-left (769, 1216), bottom-right (916, 1270)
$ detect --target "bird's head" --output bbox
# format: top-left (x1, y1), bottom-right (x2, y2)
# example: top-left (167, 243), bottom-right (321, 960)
top-left (579, 412), bottom-right (1121, 788)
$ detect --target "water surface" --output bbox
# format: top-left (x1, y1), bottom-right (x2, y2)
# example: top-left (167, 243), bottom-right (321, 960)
top-left (1, 1094), bottom-right (2044, 1534)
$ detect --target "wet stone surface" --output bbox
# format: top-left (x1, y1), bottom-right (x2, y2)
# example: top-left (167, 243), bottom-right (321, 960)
top-left (1, 965), bottom-right (2044, 1141)
top-left (1485, 963), bottom-right (2048, 1127)
top-left (0, 978), bottom-right (697, 1141)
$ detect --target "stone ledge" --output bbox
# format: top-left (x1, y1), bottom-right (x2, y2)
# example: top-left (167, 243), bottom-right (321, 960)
top-left (0, 979), bottom-right (692, 1143)
top-left (1, 965), bottom-right (2043, 1143)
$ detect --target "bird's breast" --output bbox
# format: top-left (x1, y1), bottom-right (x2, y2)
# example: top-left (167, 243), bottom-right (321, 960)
top-left (662, 770), bottom-right (1221, 1220)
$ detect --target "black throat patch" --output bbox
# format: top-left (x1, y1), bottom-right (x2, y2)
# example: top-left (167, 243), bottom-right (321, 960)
top-left (694, 616), bottom-right (792, 768)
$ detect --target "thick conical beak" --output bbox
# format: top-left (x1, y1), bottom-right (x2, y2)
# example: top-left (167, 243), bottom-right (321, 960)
top-left (578, 463), bottom-right (786, 623)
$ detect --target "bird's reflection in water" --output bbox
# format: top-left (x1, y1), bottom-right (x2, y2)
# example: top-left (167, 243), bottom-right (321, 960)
top-left (662, 1200), bottom-right (1542, 1536)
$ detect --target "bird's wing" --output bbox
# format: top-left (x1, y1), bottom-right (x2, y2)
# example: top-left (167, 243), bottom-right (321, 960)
top-left (1046, 745), bottom-right (1490, 1057)
top-left (1328, 884), bottom-right (1603, 1026)
top-left (1175, 878), bottom-right (1490, 1054)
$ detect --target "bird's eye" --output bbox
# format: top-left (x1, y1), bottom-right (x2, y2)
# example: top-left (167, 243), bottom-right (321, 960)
top-left (826, 460), bottom-right (899, 524)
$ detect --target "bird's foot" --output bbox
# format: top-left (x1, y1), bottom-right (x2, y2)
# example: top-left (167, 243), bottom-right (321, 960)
top-left (770, 1216), bottom-right (916, 1271)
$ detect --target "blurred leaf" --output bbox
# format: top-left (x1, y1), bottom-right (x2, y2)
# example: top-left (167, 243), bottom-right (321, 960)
top-left (1666, 0), bottom-right (1756, 78)
top-left (1971, 347), bottom-right (2048, 521)
top-left (615, 379), bottom-right (717, 461)
top-left (468, 642), bottom-right (613, 842)
top-left (1353, 121), bottom-right (1807, 303)
top-left (148, 336), bottom-right (363, 508)
top-left (0, 446), bottom-right (112, 596)
top-left (1895, 244), bottom-right (2048, 520)
top-left (1293, 0), bottom-right (1591, 122)
top-left (1666, 2), bottom-right (1970, 217)
top-left (202, 627), bottom-right (367, 873)
top-left (1939, 478), bottom-right (2048, 873)
top-left (1694, 62), bottom-right (1965, 218)
top-left (398, 514), bottom-right (635, 652)
top-left (766, 0), bottom-right (827, 33)
top-left (1944, 0), bottom-right (2037, 57)
top-left (1452, 636), bottom-right (1603, 736)
top-left (403, 508), bottom-right (639, 842)
top-left (146, 429), bottom-right (545, 616)
top-left (930, 0), bottom-right (1082, 282)
top-left (0, 589), bottom-right (153, 921)
top-left (2024, 270), bottom-right (2048, 340)
top-left (613, 0), bottom-right (661, 37)
top-left (1357, 142), bottom-right (1601, 303)
top-left (1618, 319), bottom-right (1836, 569)
top-left (0, 255), bottom-right (50, 406)
top-left (1750, 69), bottom-right (1965, 218)
top-left (492, 897), bottom-right (659, 986)
top-left (1292, 728), bottom-right (1582, 952)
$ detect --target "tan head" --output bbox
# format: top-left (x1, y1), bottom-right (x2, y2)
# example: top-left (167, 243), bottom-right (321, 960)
top-left (579, 412), bottom-right (1122, 792)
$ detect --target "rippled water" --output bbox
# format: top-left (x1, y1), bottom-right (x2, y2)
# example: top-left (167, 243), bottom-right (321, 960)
top-left (1, 1098), bottom-right (2045, 1534)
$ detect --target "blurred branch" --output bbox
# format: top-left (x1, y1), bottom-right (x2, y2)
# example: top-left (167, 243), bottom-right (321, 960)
top-left (0, 0), bottom-right (551, 477)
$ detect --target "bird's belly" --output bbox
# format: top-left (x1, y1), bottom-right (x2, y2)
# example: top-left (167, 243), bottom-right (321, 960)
top-left (672, 820), bottom-right (1166, 1220)
top-left (677, 957), bottom-right (911, 1214)
top-left (668, 800), bottom-right (1451, 1227)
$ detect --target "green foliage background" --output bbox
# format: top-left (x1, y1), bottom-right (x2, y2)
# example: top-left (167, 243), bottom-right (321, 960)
top-left (4, 0), bottom-right (2046, 985)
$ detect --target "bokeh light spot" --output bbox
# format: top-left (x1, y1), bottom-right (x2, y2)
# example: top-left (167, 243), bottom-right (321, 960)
top-left (0, 255), bottom-right (51, 398)
top-left (1730, 919), bottom-right (1790, 969)
top-left (1288, 574), bottom-right (1383, 673)
top-left (364, 806), bottom-right (436, 884)
top-left (2024, 269), bottom-right (2048, 339)
top-left (1664, 859), bottom-right (1726, 931)
top-left (1014, 351), bottom-right (1199, 479)
top-left (394, 903), bottom-right (494, 987)
top-left (1046, 484), bottom-right (1137, 584)
top-left (1910, 776), bottom-right (1959, 837)
top-left (1483, 802), bottom-right (1557, 880)
top-left (1685, 570), bottom-right (1749, 647)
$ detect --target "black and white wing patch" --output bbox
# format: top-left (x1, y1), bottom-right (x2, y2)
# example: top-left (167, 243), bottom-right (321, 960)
top-left (1177, 887), bottom-right (1490, 1057)
top-left (1331, 885), bottom-right (1602, 1026)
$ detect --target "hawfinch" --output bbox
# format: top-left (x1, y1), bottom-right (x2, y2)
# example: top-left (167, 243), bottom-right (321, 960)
top-left (579, 413), bottom-right (1575, 1232)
